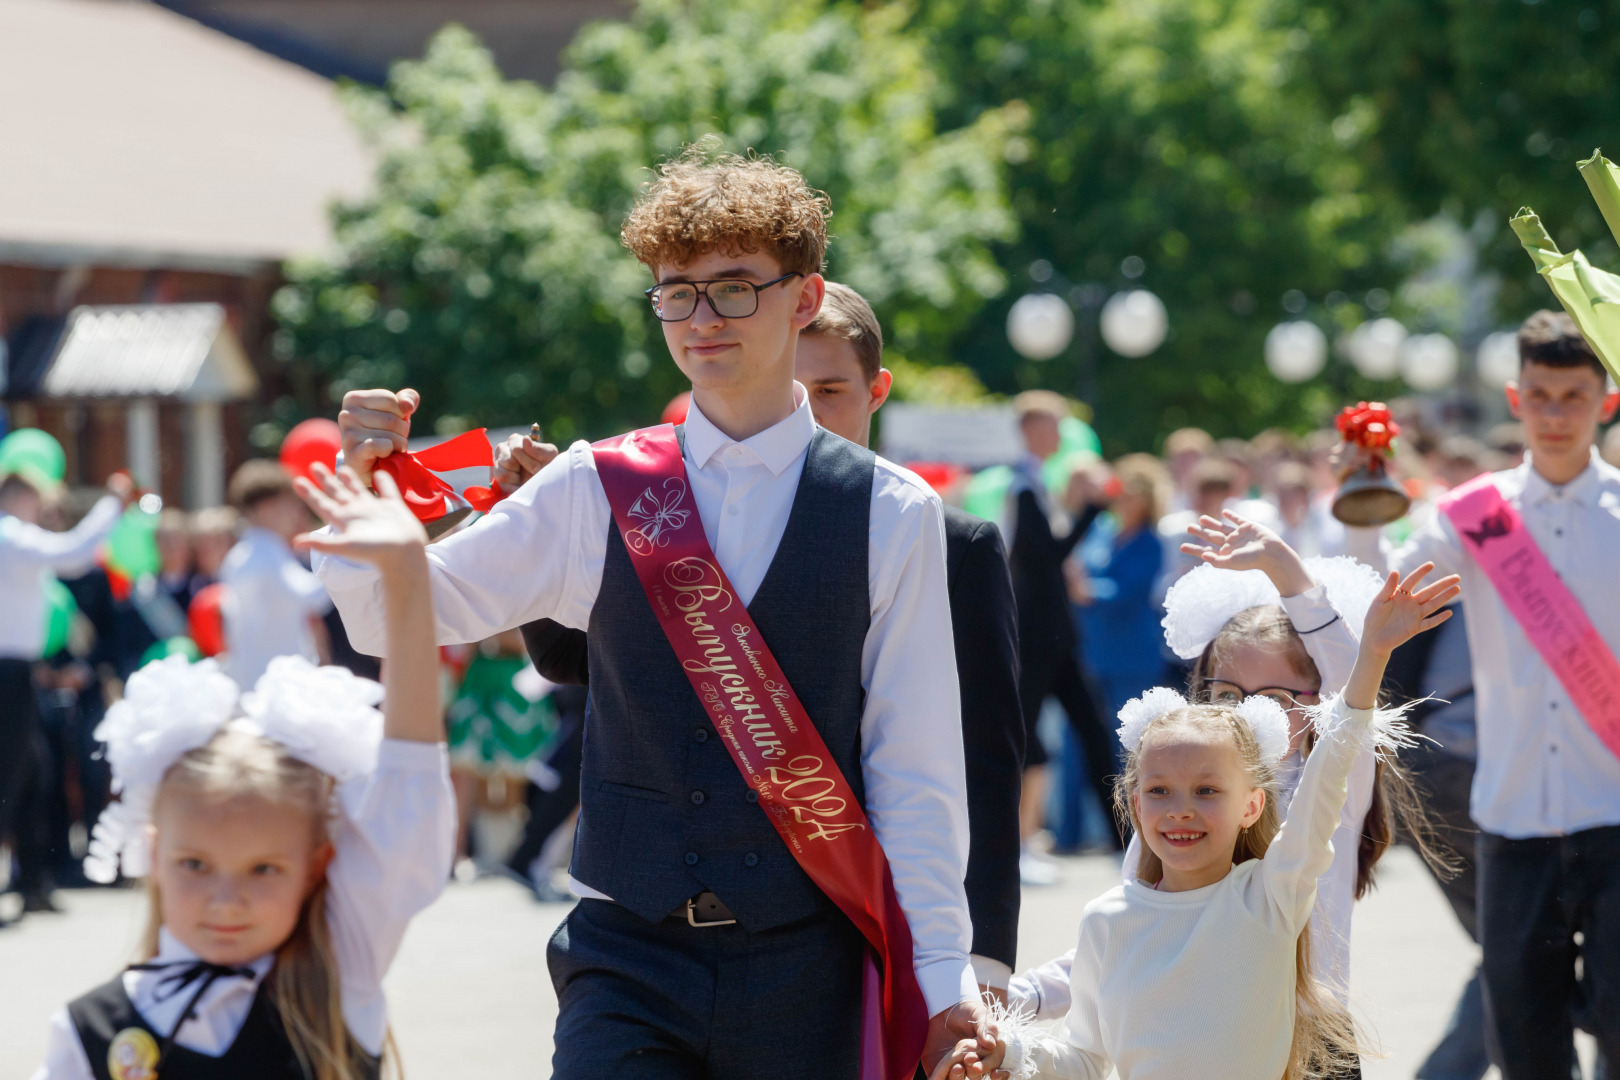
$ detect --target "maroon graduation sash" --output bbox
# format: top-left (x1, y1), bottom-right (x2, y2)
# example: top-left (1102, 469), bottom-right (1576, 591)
top-left (592, 424), bottom-right (929, 1080)
top-left (1440, 473), bottom-right (1620, 759)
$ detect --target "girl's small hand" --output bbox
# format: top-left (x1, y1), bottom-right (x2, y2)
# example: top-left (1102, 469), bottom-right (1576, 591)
top-left (928, 1038), bottom-right (998, 1080)
top-left (1181, 510), bottom-right (1315, 597)
top-left (1360, 562), bottom-right (1462, 658)
top-left (294, 463), bottom-right (428, 570)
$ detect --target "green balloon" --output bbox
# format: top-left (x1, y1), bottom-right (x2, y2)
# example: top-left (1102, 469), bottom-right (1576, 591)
top-left (41, 579), bottom-right (77, 658)
top-left (105, 507), bottom-right (162, 579)
top-left (139, 636), bottom-right (201, 669)
top-left (0, 428), bottom-right (66, 493)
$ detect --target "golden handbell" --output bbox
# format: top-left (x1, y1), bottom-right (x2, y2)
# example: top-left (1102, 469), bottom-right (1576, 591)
top-left (1331, 456), bottom-right (1411, 527)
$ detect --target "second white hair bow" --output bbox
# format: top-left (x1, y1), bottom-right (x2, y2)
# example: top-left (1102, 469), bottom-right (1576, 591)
top-left (1116, 686), bottom-right (1293, 767)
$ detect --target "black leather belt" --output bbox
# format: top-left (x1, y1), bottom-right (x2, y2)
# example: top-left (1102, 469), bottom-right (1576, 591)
top-left (670, 891), bottom-right (737, 927)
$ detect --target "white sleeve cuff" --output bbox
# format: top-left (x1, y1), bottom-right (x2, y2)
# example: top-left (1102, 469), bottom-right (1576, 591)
top-left (375, 738), bottom-right (450, 772)
top-left (971, 955), bottom-right (1012, 991)
top-left (916, 956), bottom-right (980, 1017)
top-left (1280, 583), bottom-right (1339, 633)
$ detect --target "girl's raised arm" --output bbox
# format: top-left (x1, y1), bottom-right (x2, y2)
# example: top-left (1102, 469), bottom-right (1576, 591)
top-left (296, 464), bottom-right (441, 744)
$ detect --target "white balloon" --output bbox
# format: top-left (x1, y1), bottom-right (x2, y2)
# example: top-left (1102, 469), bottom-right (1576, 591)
top-left (1477, 330), bottom-right (1520, 389)
top-left (1399, 333), bottom-right (1460, 391)
top-left (1006, 293), bottom-right (1075, 361)
top-left (1265, 321), bottom-right (1328, 383)
top-left (1345, 317), bottom-right (1407, 380)
top-left (1099, 290), bottom-right (1168, 358)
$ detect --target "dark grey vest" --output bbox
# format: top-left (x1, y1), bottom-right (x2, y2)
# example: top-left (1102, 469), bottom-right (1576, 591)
top-left (575, 427), bottom-right (874, 930)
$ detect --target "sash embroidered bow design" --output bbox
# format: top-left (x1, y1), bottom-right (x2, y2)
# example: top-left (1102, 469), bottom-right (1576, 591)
top-left (1462, 506), bottom-right (1514, 548)
top-left (623, 478), bottom-right (692, 554)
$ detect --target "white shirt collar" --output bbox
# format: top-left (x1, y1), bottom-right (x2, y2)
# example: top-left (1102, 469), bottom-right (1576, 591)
top-left (151, 926), bottom-right (276, 980)
top-left (1519, 447), bottom-right (1604, 508)
top-left (682, 382), bottom-right (815, 477)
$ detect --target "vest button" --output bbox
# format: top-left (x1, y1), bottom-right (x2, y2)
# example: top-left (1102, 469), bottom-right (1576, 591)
top-left (690, 790), bottom-right (706, 805)
top-left (744, 789), bottom-right (759, 803)
top-left (744, 852), bottom-right (759, 868)
top-left (685, 851), bottom-right (700, 866)
top-left (693, 727), bottom-right (709, 743)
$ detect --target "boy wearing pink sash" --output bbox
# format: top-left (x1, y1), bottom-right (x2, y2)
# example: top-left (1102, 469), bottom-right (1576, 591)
top-left (1347, 310), bottom-right (1620, 1078)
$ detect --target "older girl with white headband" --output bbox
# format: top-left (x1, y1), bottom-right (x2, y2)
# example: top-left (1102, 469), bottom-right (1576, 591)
top-left (935, 560), bottom-right (1460, 1080)
top-left (32, 466), bottom-right (452, 1080)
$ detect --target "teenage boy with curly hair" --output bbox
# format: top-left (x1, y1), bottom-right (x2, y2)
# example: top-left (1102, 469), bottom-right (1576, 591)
top-left (317, 152), bottom-right (996, 1078)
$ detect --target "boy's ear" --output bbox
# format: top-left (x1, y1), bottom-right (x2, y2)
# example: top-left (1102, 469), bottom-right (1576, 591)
top-left (1504, 382), bottom-right (1522, 419)
top-left (1602, 387), bottom-right (1619, 423)
top-left (868, 368), bottom-right (894, 416)
top-left (791, 273), bottom-right (826, 331)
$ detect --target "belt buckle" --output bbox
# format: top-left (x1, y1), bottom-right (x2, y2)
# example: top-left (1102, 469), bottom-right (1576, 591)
top-left (685, 899), bottom-right (737, 928)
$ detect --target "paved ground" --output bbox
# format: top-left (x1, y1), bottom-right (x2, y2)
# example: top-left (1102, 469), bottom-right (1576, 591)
top-left (0, 847), bottom-right (1593, 1078)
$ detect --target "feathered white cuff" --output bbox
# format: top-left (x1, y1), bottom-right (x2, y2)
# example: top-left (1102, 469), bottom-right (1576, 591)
top-left (987, 996), bottom-right (1047, 1080)
top-left (1306, 693), bottom-right (1422, 761)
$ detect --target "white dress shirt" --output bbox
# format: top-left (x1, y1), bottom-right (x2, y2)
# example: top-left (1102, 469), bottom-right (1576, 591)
top-left (219, 526), bottom-right (332, 688)
top-left (1011, 584), bottom-right (1373, 1013)
top-left (0, 495), bottom-right (122, 659)
top-left (315, 385), bottom-right (977, 1013)
top-left (1347, 449), bottom-right (1620, 838)
top-left (33, 739), bottom-right (456, 1079)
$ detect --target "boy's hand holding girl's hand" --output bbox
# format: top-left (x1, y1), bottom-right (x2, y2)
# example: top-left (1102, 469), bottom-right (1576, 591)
top-left (1180, 510), bottom-right (1315, 598)
top-left (1344, 562), bottom-right (1461, 710)
top-left (929, 1034), bottom-right (1008, 1080)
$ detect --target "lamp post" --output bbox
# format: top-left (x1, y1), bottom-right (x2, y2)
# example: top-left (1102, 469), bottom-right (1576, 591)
top-left (1007, 272), bottom-right (1166, 411)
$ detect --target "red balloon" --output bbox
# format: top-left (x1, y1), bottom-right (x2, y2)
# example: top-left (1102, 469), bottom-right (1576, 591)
top-left (661, 392), bottom-right (691, 426)
top-left (188, 583), bottom-right (227, 657)
top-left (280, 418), bottom-right (343, 484)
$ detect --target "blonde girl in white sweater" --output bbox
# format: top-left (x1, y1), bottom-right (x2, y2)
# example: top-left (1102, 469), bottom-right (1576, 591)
top-left (935, 562), bottom-right (1459, 1080)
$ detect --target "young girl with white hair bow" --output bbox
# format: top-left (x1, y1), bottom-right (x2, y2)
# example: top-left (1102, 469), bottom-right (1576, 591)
top-left (32, 466), bottom-right (451, 1080)
top-left (936, 560), bottom-right (1459, 1080)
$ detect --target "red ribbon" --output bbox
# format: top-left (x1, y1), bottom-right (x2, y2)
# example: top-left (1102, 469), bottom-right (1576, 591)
top-left (593, 425), bottom-right (929, 1080)
top-left (374, 428), bottom-right (502, 522)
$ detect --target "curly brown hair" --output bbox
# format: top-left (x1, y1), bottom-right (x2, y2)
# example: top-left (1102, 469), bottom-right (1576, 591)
top-left (621, 146), bottom-right (830, 277)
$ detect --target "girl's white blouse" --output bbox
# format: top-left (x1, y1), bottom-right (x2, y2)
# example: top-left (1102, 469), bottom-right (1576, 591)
top-left (32, 739), bottom-right (455, 1080)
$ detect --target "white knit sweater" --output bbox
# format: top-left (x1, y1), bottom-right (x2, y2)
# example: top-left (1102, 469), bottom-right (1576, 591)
top-left (1004, 698), bottom-right (1379, 1080)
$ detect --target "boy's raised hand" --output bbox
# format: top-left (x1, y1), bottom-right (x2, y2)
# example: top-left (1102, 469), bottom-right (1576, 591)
top-left (1181, 510), bottom-right (1315, 597)
top-left (294, 462), bottom-right (427, 570)
top-left (1360, 562), bottom-right (1461, 658)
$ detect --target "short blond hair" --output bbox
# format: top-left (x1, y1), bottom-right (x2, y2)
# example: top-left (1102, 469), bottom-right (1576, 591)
top-left (1114, 453), bottom-right (1171, 522)
top-left (805, 282), bottom-right (883, 382)
top-left (621, 146), bottom-right (830, 276)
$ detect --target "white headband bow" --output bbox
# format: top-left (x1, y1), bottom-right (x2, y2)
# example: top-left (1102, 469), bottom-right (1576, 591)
top-left (85, 654), bottom-right (385, 884)
top-left (1116, 686), bottom-right (1293, 767)
top-left (1161, 555), bottom-right (1385, 661)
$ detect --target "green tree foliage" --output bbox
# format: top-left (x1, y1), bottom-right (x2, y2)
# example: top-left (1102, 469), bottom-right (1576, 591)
top-left (1295, 0), bottom-right (1620, 318)
top-left (914, 0), bottom-right (1406, 453)
top-left (273, 4), bottom-right (1016, 444)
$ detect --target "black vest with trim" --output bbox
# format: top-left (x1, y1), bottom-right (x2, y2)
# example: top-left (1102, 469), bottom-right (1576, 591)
top-left (66, 974), bottom-right (381, 1080)
top-left (575, 427), bottom-right (874, 930)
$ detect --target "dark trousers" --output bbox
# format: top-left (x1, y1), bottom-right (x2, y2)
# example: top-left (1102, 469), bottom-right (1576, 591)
top-left (548, 899), bottom-right (864, 1079)
top-left (0, 659), bottom-right (42, 894)
top-left (1018, 645), bottom-right (1121, 847)
top-left (1479, 825), bottom-right (1620, 1078)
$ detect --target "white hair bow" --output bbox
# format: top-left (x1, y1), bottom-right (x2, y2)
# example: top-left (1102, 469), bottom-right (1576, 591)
top-left (1161, 555), bottom-right (1385, 660)
top-left (1115, 685), bottom-right (1293, 767)
top-left (84, 654), bottom-right (385, 884)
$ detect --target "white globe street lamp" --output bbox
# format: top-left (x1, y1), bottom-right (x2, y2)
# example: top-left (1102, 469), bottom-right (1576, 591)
top-left (1399, 333), bottom-right (1460, 391)
top-left (1006, 293), bottom-right (1075, 361)
top-left (1264, 321), bottom-right (1328, 383)
top-left (1099, 289), bottom-right (1168, 357)
top-left (1343, 317), bottom-right (1407, 380)
top-left (1477, 330), bottom-right (1521, 389)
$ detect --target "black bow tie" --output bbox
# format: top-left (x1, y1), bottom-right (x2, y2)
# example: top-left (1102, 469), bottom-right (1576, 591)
top-left (127, 958), bottom-right (261, 1062)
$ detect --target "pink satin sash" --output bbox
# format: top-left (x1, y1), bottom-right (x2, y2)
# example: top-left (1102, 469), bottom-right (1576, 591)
top-left (592, 424), bottom-right (929, 1080)
top-left (1441, 473), bottom-right (1620, 759)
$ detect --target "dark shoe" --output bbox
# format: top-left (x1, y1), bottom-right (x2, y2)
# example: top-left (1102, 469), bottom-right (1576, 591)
top-left (22, 891), bottom-right (62, 914)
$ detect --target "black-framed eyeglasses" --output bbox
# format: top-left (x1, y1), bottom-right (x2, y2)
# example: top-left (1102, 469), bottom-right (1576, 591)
top-left (644, 273), bottom-right (802, 322)
top-left (1200, 678), bottom-right (1321, 710)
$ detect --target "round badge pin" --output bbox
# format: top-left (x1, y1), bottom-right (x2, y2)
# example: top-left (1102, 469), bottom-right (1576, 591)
top-left (108, 1027), bottom-right (161, 1080)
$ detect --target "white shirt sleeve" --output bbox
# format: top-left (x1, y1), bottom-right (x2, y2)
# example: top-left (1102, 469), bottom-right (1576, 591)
top-left (1257, 698), bottom-right (1375, 930)
top-left (1280, 584), bottom-right (1361, 695)
top-left (2, 495), bottom-right (123, 575)
top-left (971, 955), bottom-right (1012, 991)
top-left (324, 739), bottom-right (457, 1055)
top-left (315, 442), bottom-right (609, 654)
top-left (1008, 947), bottom-right (1077, 1020)
top-left (860, 465), bottom-right (975, 1014)
top-left (29, 1008), bottom-right (95, 1080)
